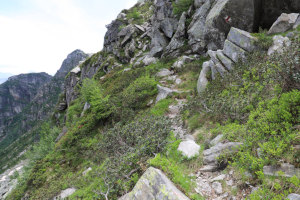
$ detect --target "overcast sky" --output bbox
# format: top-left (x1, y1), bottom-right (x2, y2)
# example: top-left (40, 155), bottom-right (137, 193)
top-left (0, 0), bottom-right (137, 76)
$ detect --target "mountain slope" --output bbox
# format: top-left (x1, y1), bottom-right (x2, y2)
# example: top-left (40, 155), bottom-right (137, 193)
top-left (3, 0), bottom-right (300, 199)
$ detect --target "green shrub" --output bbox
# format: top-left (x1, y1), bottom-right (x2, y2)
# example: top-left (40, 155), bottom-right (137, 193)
top-left (122, 76), bottom-right (158, 110)
top-left (150, 98), bottom-right (173, 116)
top-left (173, 0), bottom-right (193, 17)
top-left (81, 79), bottom-right (114, 120)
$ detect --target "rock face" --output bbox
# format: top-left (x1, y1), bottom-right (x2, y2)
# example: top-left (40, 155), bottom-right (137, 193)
top-left (188, 0), bottom-right (257, 53)
top-left (197, 27), bottom-right (257, 94)
top-left (119, 167), bottom-right (190, 200)
top-left (0, 73), bottom-right (52, 141)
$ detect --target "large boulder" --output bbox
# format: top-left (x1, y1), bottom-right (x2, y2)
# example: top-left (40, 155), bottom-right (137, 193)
top-left (119, 167), bottom-right (190, 200)
top-left (268, 13), bottom-right (300, 34)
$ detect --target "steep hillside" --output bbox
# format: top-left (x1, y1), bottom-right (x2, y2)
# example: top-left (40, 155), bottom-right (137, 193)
top-left (3, 0), bottom-right (300, 200)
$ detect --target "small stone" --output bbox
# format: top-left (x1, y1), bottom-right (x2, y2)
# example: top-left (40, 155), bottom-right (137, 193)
top-left (156, 85), bottom-right (174, 103)
top-left (209, 134), bottom-right (223, 146)
top-left (268, 35), bottom-right (291, 55)
top-left (212, 181), bottom-right (223, 195)
top-left (156, 68), bottom-right (174, 77)
top-left (211, 174), bottom-right (226, 182)
top-left (82, 167), bottom-right (92, 176)
top-left (226, 179), bottom-right (233, 186)
top-left (199, 165), bottom-right (218, 172)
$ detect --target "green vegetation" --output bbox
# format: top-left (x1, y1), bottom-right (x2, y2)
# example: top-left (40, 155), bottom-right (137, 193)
top-left (183, 32), bottom-right (300, 199)
top-left (149, 133), bottom-right (204, 200)
top-left (172, 0), bottom-right (194, 17)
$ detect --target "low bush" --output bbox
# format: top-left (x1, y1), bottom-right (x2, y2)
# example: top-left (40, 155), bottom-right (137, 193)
top-left (122, 76), bottom-right (158, 110)
top-left (172, 0), bottom-right (194, 17)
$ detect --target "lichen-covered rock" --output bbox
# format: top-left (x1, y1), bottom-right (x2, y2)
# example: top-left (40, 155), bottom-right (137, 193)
top-left (227, 27), bottom-right (257, 52)
top-left (119, 167), bottom-right (190, 200)
top-left (268, 13), bottom-right (300, 35)
top-left (268, 35), bottom-right (291, 55)
top-left (263, 163), bottom-right (300, 178)
top-left (203, 142), bottom-right (243, 165)
top-left (223, 39), bottom-right (247, 62)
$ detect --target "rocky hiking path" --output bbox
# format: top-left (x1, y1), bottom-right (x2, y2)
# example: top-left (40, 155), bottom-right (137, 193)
top-left (156, 67), bottom-right (247, 200)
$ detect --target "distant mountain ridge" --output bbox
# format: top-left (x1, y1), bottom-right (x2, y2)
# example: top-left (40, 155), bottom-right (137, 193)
top-left (0, 49), bottom-right (88, 172)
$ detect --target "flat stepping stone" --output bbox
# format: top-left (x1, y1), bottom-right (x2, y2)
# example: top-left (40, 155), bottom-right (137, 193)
top-left (227, 27), bottom-right (257, 52)
top-left (216, 50), bottom-right (233, 71)
top-left (199, 165), bottom-right (218, 172)
top-left (223, 39), bottom-right (247, 63)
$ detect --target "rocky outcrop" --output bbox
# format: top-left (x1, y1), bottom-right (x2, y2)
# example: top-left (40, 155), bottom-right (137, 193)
top-left (188, 0), bottom-right (257, 53)
top-left (197, 27), bottom-right (257, 94)
top-left (119, 167), bottom-right (190, 200)
top-left (201, 142), bottom-right (242, 172)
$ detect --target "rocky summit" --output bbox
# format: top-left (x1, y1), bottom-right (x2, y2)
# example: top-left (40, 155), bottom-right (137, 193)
top-left (1, 0), bottom-right (300, 200)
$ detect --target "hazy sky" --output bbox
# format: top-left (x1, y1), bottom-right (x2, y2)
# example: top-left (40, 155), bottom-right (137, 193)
top-left (0, 0), bottom-right (137, 76)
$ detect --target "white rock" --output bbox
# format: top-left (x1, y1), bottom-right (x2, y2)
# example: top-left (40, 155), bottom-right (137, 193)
top-left (226, 179), bottom-right (233, 186)
top-left (156, 68), bottom-right (174, 77)
top-left (287, 193), bottom-right (300, 200)
top-left (211, 174), bottom-right (226, 182)
top-left (71, 66), bottom-right (81, 74)
top-left (268, 35), bottom-right (291, 56)
top-left (177, 140), bottom-right (200, 159)
top-left (82, 167), bottom-right (92, 176)
top-left (53, 188), bottom-right (76, 200)
top-left (156, 85), bottom-right (174, 103)
top-left (210, 134), bottom-right (223, 146)
top-left (212, 181), bottom-right (223, 195)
